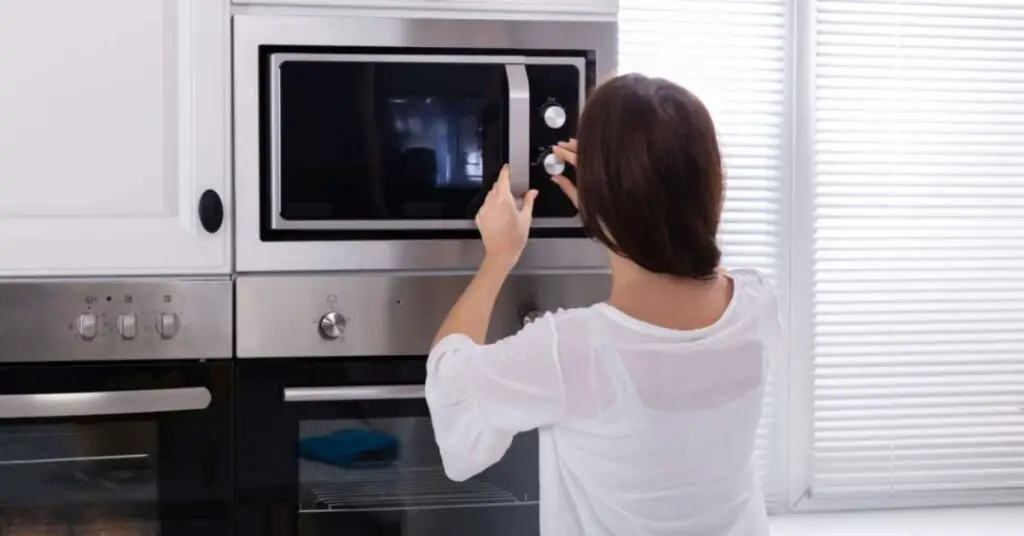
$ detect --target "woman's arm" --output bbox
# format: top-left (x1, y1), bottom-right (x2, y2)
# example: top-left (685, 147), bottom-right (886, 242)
top-left (431, 164), bottom-right (536, 347)
top-left (431, 258), bottom-right (512, 347)
top-left (426, 163), bottom-right (565, 482)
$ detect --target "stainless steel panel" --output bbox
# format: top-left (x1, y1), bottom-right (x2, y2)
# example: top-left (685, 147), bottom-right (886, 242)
top-left (234, 14), bottom-right (618, 272)
top-left (0, 387), bottom-right (212, 419)
top-left (235, 272), bottom-right (611, 358)
top-left (284, 385), bottom-right (426, 402)
top-left (0, 279), bottom-right (232, 362)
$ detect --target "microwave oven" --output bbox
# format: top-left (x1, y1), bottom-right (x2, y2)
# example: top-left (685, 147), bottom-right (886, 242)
top-left (234, 15), bottom-right (618, 273)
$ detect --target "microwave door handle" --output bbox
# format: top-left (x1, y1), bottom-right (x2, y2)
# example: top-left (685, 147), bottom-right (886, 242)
top-left (505, 63), bottom-right (531, 200)
top-left (0, 387), bottom-right (212, 419)
top-left (283, 385), bottom-right (426, 402)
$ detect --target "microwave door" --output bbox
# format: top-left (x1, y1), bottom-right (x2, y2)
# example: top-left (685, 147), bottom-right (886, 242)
top-left (269, 55), bottom-right (531, 232)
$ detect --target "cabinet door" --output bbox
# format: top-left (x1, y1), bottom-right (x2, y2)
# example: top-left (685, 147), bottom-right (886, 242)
top-left (233, 0), bottom-right (618, 16)
top-left (0, 0), bottom-right (230, 276)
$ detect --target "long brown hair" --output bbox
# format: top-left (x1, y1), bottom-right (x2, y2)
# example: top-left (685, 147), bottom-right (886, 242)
top-left (576, 73), bottom-right (724, 279)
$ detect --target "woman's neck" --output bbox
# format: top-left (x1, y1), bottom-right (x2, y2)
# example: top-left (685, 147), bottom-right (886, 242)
top-left (606, 254), bottom-right (733, 331)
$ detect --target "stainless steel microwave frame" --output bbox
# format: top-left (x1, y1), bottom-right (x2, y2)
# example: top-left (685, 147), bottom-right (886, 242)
top-left (266, 52), bottom-right (585, 232)
top-left (234, 15), bottom-right (618, 273)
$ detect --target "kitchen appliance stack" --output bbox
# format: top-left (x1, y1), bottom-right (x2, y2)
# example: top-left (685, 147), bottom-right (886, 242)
top-left (0, 1), bottom-right (617, 534)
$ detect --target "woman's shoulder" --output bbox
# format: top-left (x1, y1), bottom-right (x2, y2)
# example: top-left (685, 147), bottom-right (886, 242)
top-left (726, 268), bottom-right (778, 308)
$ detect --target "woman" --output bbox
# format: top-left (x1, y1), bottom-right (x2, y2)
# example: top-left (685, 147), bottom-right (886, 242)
top-left (425, 74), bottom-right (780, 536)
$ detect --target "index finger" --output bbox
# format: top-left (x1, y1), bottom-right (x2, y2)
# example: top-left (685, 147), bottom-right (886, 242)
top-left (557, 139), bottom-right (578, 152)
top-left (551, 146), bottom-right (577, 167)
top-left (492, 163), bottom-right (511, 194)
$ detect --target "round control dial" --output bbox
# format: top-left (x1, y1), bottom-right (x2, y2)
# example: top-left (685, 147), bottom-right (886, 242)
top-left (541, 152), bottom-right (566, 176)
top-left (542, 104), bottom-right (567, 129)
top-left (319, 312), bottom-right (347, 340)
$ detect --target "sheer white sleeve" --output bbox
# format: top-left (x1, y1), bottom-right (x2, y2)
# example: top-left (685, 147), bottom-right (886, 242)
top-left (425, 313), bottom-right (566, 482)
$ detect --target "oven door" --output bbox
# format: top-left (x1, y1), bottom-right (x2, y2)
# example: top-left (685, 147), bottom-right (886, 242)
top-left (0, 361), bottom-right (232, 535)
top-left (236, 358), bottom-right (539, 536)
top-left (263, 50), bottom-right (585, 240)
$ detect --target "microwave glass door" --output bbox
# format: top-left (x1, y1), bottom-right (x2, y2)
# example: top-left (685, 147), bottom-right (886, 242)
top-left (265, 50), bottom-right (591, 239)
top-left (236, 358), bottom-right (539, 536)
top-left (272, 55), bottom-right (513, 230)
top-left (0, 362), bottom-right (232, 536)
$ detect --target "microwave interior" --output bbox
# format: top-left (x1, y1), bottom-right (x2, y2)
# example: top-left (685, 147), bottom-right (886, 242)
top-left (259, 46), bottom-right (596, 241)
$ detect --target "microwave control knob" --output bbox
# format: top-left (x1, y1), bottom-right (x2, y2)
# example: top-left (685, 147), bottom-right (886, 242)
top-left (319, 312), bottom-right (346, 340)
top-left (542, 104), bottom-right (567, 129)
top-left (542, 152), bottom-right (566, 176)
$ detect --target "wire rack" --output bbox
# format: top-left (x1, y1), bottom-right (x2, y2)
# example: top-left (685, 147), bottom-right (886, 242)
top-left (0, 433), bottom-right (156, 508)
top-left (301, 466), bottom-right (531, 513)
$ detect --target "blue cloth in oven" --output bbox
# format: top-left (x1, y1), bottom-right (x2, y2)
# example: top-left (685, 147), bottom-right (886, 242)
top-left (298, 428), bottom-right (399, 469)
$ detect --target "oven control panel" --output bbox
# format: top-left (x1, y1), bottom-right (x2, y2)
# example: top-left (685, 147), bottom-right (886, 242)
top-left (0, 278), bottom-right (232, 363)
top-left (235, 273), bottom-right (610, 359)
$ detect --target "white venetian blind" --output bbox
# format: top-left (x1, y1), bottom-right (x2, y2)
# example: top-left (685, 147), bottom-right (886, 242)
top-left (619, 0), bottom-right (788, 511)
top-left (811, 0), bottom-right (1024, 504)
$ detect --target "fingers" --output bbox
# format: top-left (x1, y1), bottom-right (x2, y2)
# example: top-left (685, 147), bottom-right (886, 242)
top-left (551, 145), bottom-right (577, 167)
top-left (496, 163), bottom-right (511, 190)
top-left (551, 175), bottom-right (579, 208)
top-left (520, 189), bottom-right (539, 216)
top-left (557, 138), bottom-right (578, 152)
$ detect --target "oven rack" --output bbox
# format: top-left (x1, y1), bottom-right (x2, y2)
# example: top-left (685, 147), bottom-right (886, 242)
top-left (300, 465), bottom-right (532, 513)
top-left (0, 435), bottom-right (155, 508)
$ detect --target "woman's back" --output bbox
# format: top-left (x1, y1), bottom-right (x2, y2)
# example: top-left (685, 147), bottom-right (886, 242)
top-left (426, 73), bottom-right (779, 535)
top-left (426, 269), bottom-right (779, 535)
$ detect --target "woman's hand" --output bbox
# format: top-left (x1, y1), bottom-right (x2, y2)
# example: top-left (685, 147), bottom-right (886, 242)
top-left (476, 164), bottom-right (538, 269)
top-left (551, 139), bottom-right (579, 208)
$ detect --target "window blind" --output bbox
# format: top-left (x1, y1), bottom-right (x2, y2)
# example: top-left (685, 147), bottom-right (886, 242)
top-left (619, 0), bottom-right (788, 511)
top-left (811, 0), bottom-right (1024, 504)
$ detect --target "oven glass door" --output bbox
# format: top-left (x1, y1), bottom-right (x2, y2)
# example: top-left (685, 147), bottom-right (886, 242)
top-left (0, 362), bottom-right (232, 536)
top-left (270, 54), bottom-right (517, 232)
top-left (236, 358), bottom-right (539, 536)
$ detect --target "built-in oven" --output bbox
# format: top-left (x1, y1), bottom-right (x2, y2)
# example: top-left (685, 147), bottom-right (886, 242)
top-left (234, 272), bottom-right (609, 536)
top-left (0, 279), bottom-right (233, 535)
top-left (234, 15), bottom-right (618, 273)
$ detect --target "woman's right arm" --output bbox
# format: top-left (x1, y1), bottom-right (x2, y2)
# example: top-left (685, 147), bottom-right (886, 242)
top-left (426, 314), bottom-right (567, 482)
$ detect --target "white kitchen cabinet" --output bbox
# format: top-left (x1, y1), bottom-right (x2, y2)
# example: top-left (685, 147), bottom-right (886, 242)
top-left (232, 0), bottom-right (618, 16)
top-left (0, 0), bottom-right (231, 276)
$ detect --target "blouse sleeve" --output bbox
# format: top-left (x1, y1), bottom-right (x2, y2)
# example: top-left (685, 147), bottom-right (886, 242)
top-left (425, 313), bottom-right (566, 482)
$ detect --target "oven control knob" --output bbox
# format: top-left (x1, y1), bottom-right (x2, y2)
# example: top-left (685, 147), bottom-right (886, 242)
top-left (542, 104), bottom-right (567, 129)
top-left (319, 312), bottom-right (347, 340)
top-left (116, 313), bottom-right (137, 340)
top-left (76, 313), bottom-right (98, 341)
top-left (157, 313), bottom-right (179, 339)
top-left (541, 152), bottom-right (566, 176)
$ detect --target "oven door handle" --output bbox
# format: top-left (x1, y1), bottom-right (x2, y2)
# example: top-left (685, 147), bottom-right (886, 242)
top-left (505, 63), bottom-right (531, 201)
top-left (283, 385), bottom-right (426, 403)
top-left (0, 387), bottom-right (212, 419)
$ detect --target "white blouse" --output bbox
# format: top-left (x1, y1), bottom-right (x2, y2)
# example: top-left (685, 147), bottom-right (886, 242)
top-left (425, 269), bottom-right (781, 536)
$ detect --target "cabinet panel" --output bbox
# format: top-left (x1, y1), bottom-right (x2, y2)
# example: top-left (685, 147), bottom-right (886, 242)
top-left (0, 0), bottom-right (230, 276)
top-left (232, 0), bottom-right (618, 15)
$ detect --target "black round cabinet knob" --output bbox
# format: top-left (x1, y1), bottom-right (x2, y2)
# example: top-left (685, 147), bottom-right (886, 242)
top-left (198, 189), bottom-right (224, 234)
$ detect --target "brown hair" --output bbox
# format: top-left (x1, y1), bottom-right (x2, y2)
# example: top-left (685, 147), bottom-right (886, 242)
top-left (576, 73), bottom-right (724, 279)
